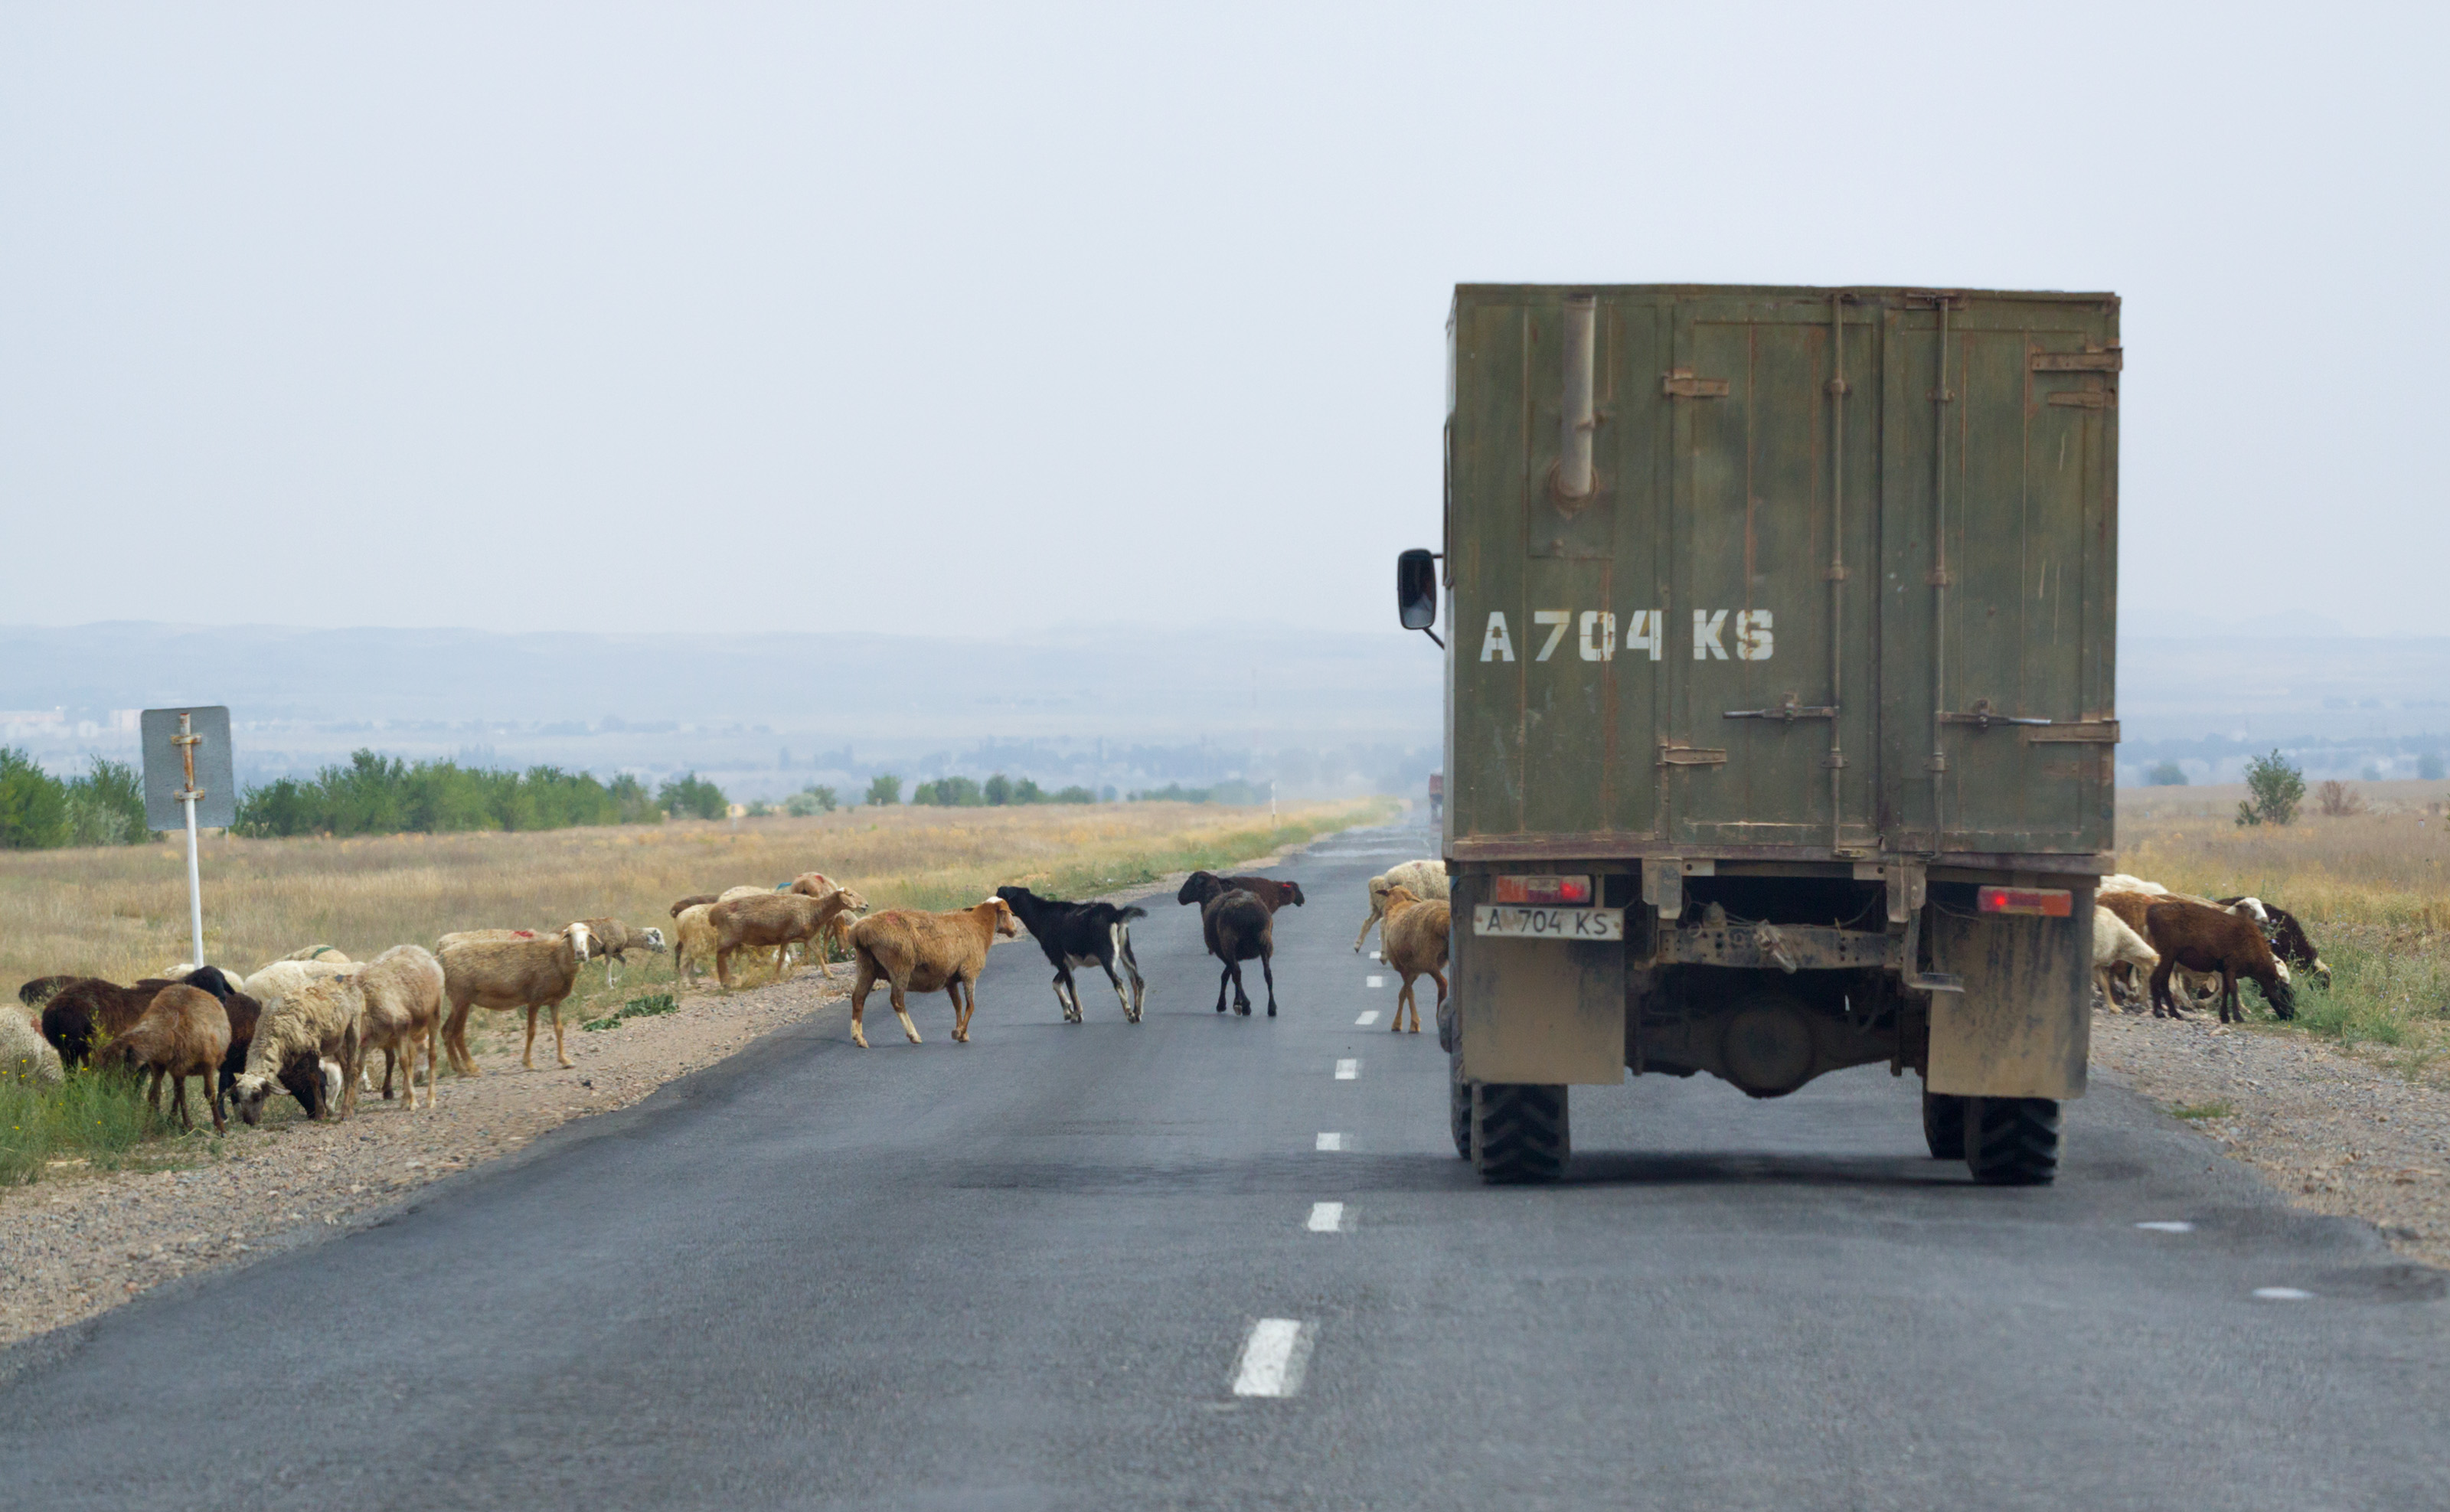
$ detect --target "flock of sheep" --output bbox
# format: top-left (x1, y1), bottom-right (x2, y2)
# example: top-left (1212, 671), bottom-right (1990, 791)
top-left (2090, 874), bottom-right (2328, 1023)
top-left (0, 861), bottom-right (1465, 1144)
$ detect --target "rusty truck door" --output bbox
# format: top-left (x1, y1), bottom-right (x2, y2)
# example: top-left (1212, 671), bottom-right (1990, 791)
top-left (1662, 295), bottom-right (1882, 854)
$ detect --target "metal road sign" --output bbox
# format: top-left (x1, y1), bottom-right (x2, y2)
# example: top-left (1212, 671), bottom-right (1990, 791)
top-left (141, 706), bottom-right (236, 830)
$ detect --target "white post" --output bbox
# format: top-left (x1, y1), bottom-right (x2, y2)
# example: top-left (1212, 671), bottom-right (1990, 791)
top-left (173, 711), bottom-right (205, 969)
top-left (183, 792), bottom-right (203, 968)
top-left (1271, 779), bottom-right (1278, 825)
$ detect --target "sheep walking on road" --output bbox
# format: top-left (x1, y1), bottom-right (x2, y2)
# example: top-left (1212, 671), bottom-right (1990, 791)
top-left (1379, 884), bottom-right (1450, 1034)
top-left (1178, 873), bottom-right (1279, 1019)
top-left (846, 898), bottom-right (1021, 1048)
top-left (993, 887), bottom-right (1148, 1024)
top-left (1354, 860), bottom-right (1447, 953)
top-left (436, 923), bottom-right (593, 1074)
top-left (95, 985), bottom-right (231, 1133)
top-left (711, 890), bottom-right (863, 988)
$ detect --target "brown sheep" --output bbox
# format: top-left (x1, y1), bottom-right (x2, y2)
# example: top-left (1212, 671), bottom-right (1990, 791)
top-left (436, 923), bottom-right (593, 1074)
top-left (668, 894), bottom-right (720, 919)
top-left (39, 970), bottom-right (230, 1069)
top-left (710, 891), bottom-right (864, 987)
top-left (1215, 874), bottom-right (1306, 914)
top-left (97, 985), bottom-right (232, 1132)
top-left (1177, 874), bottom-right (1279, 1017)
top-left (2145, 900), bottom-right (2297, 1024)
top-left (846, 898), bottom-right (1021, 1048)
top-left (1379, 884), bottom-right (1451, 1035)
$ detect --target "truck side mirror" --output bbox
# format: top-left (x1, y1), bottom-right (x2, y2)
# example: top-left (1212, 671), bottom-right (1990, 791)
top-left (1397, 549), bottom-right (1442, 645)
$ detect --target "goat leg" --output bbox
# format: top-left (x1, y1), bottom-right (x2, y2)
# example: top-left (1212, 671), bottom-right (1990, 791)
top-left (1261, 952), bottom-right (1277, 1018)
top-left (891, 979), bottom-right (922, 1044)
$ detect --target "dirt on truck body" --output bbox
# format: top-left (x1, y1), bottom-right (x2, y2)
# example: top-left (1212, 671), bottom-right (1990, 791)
top-left (1396, 283), bottom-right (2121, 1185)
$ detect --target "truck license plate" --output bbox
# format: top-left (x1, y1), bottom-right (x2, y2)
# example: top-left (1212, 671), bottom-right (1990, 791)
top-left (1472, 905), bottom-right (1625, 941)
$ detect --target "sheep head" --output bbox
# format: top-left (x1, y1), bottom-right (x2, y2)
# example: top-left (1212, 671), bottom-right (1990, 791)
top-left (985, 897), bottom-right (1021, 939)
top-left (564, 923), bottom-right (595, 962)
top-left (1176, 872), bottom-right (1228, 907)
top-left (1383, 885), bottom-right (1419, 912)
top-left (228, 1072), bottom-right (278, 1126)
top-left (638, 926), bottom-right (668, 953)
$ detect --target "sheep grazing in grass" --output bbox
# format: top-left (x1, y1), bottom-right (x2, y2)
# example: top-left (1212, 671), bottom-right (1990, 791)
top-left (354, 945), bottom-right (445, 1111)
top-left (1177, 874), bottom-right (1280, 1019)
top-left (280, 945), bottom-right (351, 965)
top-left (2143, 900), bottom-right (2295, 1024)
top-left (1354, 860), bottom-right (1447, 953)
top-left (39, 969), bottom-right (230, 1070)
top-left (577, 918), bottom-right (668, 985)
top-left (2, 1000), bottom-right (64, 1087)
top-left (846, 898), bottom-right (1021, 1049)
top-left (1378, 884), bottom-right (1451, 1035)
top-left (2096, 889), bottom-right (2264, 1012)
top-left (2216, 895), bottom-right (2333, 988)
top-left (436, 923), bottom-right (593, 1075)
top-left (2092, 906), bottom-right (2159, 1011)
top-left (228, 975), bottom-right (362, 1125)
top-left (95, 984), bottom-right (232, 1132)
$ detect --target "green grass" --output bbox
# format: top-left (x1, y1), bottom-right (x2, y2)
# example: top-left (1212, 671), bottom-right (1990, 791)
top-left (2170, 1099), bottom-right (2236, 1121)
top-left (2259, 932), bottom-right (2448, 1053)
top-left (582, 993), bottom-right (680, 1032)
top-left (0, 1069), bottom-right (196, 1186)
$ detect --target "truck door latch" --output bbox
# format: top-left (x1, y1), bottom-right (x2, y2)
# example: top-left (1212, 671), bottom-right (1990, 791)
top-left (1939, 698), bottom-right (2051, 730)
top-left (1723, 694), bottom-right (1837, 722)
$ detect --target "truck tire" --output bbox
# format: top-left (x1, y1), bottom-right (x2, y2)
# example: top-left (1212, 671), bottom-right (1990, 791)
top-left (1448, 1049), bottom-right (1472, 1160)
top-left (1472, 1083), bottom-right (1568, 1184)
top-left (1922, 1089), bottom-right (1968, 1160)
top-left (1963, 1096), bottom-right (2060, 1186)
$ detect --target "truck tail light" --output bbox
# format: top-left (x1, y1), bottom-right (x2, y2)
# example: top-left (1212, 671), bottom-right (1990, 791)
top-left (1978, 886), bottom-right (2073, 918)
top-left (1492, 874), bottom-right (1592, 906)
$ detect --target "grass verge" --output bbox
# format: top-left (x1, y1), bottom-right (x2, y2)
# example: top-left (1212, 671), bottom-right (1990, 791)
top-left (0, 1070), bottom-right (204, 1186)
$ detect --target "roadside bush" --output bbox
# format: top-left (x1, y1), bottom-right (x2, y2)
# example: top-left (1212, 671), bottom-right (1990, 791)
top-left (2314, 779), bottom-right (2365, 818)
top-left (0, 1069), bottom-right (178, 1186)
top-left (2235, 749), bottom-right (2305, 828)
top-left (2145, 761), bottom-right (2188, 787)
top-left (864, 774), bottom-right (902, 807)
top-left (0, 751), bottom-right (155, 851)
top-left (784, 785), bottom-right (838, 816)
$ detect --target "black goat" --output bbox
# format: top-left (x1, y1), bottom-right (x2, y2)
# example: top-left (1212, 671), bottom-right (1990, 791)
top-left (1177, 873), bottom-right (1278, 1018)
top-left (995, 887), bottom-right (1148, 1024)
top-left (2215, 896), bottom-right (2331, 988)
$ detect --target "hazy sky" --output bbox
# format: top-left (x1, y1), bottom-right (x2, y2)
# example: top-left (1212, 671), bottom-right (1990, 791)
top-left (2, 2), bottom-right (2442, 638)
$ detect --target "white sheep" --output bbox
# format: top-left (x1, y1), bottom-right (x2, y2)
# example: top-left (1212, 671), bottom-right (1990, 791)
top-left (1354, 860), bottom-right (1449, 953)
top-left (2092, 906), bottom-right (2160, 1011)
top-left (2, 1001), bottom-right (64, 1087)
top-left (228, 974), bottom-right (363, 1125)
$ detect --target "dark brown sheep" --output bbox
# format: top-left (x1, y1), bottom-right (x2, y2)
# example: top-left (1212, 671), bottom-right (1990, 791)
top-left (669, 894), bottom-right (720, 918)
top-left (95, 985), bottom-right (232, 1133)
top-left (1178, 874), bottom-right (1279, 1018)
top-left (1216, 874), bottom-right (1306, 913)
top-left (2145, 900), bottom-right (2297, 1024)
top-left (17, 975), bottom-right (77, 1011)
top-left (41, 975), bottom-right (194, 1068)
top-left (2215, 896), bottom-right (2332, 988)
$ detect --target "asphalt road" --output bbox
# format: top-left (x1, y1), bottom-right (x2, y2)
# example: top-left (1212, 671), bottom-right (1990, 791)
top-left (4, 815), bottom-right (2445, 1510)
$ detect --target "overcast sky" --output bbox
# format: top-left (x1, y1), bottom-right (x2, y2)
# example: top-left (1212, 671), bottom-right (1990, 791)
top-left (2, 2), bottom-right (2442, 638)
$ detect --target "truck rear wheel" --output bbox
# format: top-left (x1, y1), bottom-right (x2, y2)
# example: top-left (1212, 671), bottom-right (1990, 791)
top-left (1922, 1089), bottom-right (1968, 1160)
top-left (1963, 1096), bottom-right (2060, 1186)
top-left (1472, 1083), bottom-right (1568, 1184)
top-left (1448, 1049), bottom-right (1472, 1160)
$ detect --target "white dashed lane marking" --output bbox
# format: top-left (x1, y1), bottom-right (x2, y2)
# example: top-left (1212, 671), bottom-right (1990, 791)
top-left (2136, 1221), bottom-right (2195, 1233)
top-left (1306, 1202), bottom-right (1345, 1233)
top-left (1231, 1319), bottom-right (1315, 1397)
top-left (1365, 975), bottom-right (1385, 988)
top-left (1316, 1132), bottom-right (1345, 1151)
top-left (2253, 1287), bottom-right (2314, 1301)
top-left (1356, 1010), bottom-right (1380, 1027)
top-left (1334, 1059), bottom-right (1359, 1080)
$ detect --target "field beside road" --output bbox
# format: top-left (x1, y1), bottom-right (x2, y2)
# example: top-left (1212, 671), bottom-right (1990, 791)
top-left (1, 798), bottom-right (1393, 1035)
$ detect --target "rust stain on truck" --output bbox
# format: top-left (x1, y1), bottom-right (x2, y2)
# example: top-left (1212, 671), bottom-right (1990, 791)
top-left (1408, 284), bottom-right (2118, 1187)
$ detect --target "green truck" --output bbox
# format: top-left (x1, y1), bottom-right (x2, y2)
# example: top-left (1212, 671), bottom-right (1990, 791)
top-left (1396, 283), bottom-right (2119, 1186)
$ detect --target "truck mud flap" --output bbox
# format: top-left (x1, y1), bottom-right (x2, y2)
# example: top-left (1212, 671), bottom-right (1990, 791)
top-left (1455, 874), bottom-right (1625, 1086)
top-left (1925, 897), bottom-right (2091, 1101)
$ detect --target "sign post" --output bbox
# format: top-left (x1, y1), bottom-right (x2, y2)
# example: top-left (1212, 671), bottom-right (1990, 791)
top-left (141, 707), bottom-right (235, 970)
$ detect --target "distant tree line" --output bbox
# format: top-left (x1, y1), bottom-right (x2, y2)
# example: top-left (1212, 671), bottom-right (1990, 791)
top-left (232, 749), bottom-right (729, 837)
top-left (907, 772), bottom-right (1095, 807)
top-left (1128, 779), bottom-right (1266, 805)
top-left (0, 749), bottom-right (152, 849)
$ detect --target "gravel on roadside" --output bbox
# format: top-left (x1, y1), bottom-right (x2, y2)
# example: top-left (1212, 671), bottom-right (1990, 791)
top-left (2090, 1008), bottom-right (2450, 1270)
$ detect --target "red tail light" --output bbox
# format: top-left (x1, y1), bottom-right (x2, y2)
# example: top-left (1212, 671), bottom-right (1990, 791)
top-left (1978, 886), bottom-right (2073, 918)
top-left (1492, 874), bottom-right (1592, 906)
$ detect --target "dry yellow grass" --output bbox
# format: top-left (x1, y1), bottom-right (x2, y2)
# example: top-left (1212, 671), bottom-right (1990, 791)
top-left (0, 799), bottom-right (1395, 1034)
